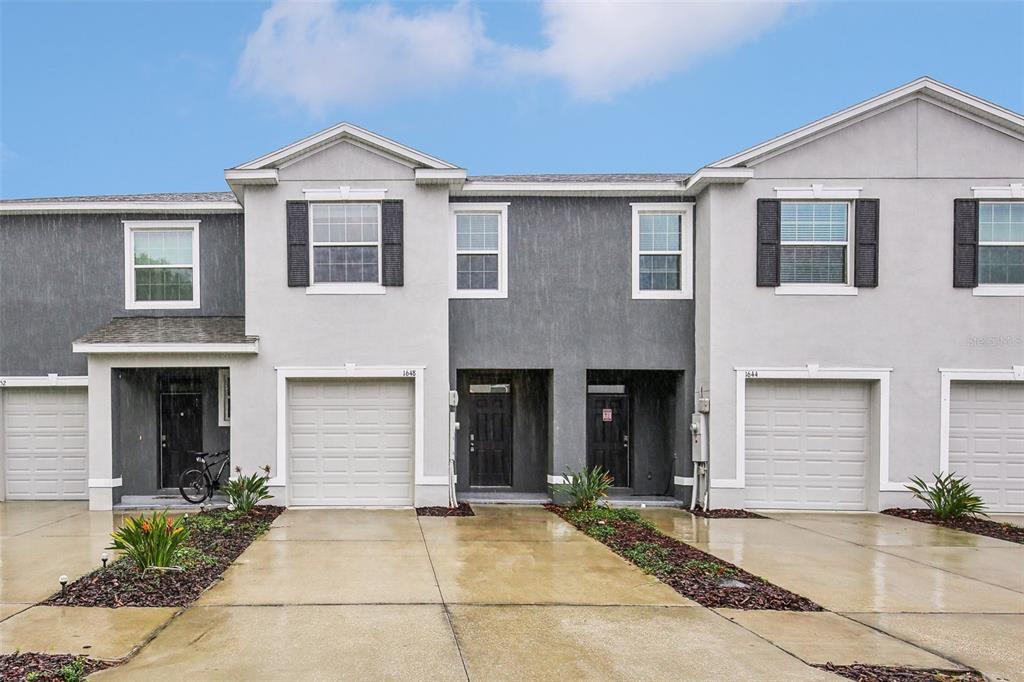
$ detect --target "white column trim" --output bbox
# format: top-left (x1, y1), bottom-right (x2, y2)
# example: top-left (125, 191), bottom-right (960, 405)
top-left (0, 374), bottom-right (88, 387)
top-left (88, 477), bottom-right (123, 488)
top-left (938, 366), bottom-right (1023, 474)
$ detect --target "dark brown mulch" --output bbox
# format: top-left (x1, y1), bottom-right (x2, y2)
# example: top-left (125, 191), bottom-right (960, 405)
top-left (816, 662), bottom-right (983, 681)
top-left (690, 507), bottom-right (767, 519)
top-left (43, 505), bottom-right (284, 608)
top-left (416, 503), bottom-right (475, 517)
top-left (547, 505), bottom-right (820, 611)
top-left (0, 652), bottom-right (117, 681)
top-left (882, 508), bottom-right (1024, 544)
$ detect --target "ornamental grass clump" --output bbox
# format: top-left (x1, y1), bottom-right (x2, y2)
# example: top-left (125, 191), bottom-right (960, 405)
top-left (108, 511), bottom-right (189, 571)
top-left (553, 465), bottom-right (614, 509)
top-left (906, 472), bottom-right (987, 520)
top-left (224, 465), bottom-right (273, 513)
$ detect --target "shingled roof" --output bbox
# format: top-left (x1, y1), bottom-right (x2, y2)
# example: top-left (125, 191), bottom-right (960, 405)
top-left (75, 316), bottom-right (257, 346)
top-left (0, 191), bottom-right (237, 204)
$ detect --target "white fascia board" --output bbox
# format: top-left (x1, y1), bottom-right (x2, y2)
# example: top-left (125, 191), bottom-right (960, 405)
top-left (455, 181), bottom-right (685, 197)
top-left (708, 77), bottom-right (1024, 169)
top-left (0, 374), bottom-right (88, 387)
top-left (683, 168), bottom-right (754, 194)
top-left (302, 186), bottom-right (388, 201)
top-left (972, 183), bottom-right (1024, 199)
top-left (232, 122), bottom-right (459, 171)
top-left (0, 201), bottom-right (242, 214)
top-left (72, 342), bottom-right (259, 354)
top-left (415, 168), bottom-right (468, 184)
top-left (224, 168), bottom-right (279, 185)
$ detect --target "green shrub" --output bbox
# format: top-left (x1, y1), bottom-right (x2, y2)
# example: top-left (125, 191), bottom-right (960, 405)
top-left (173, 546), bottom-right (219, 570)
top-left (553, 465), bottom-right (613, 509)
top-left (58, 658), bottom-right (86, 682)
top-left (906, 472), bottom-right (987, 520)
top-left (564, 506), bottom-right (654, 529)
top-left (585, 523), bottom-right (619, 541)
top-left (108, 511), bottom-right (190, 571)
top-left (682, 559), bottom-right (735, 579)
top-left (224, 465), bottom-right (272, 513)
top-left (622, 541), bottom-right (673, 575)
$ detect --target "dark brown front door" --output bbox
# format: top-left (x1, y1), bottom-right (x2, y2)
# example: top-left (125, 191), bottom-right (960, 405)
top-left (160, 393), bottom-right (203, 488)
top-left (468, 390), bottom-right (512, 486)
top-left (588, 394), bottom-right (630, 487)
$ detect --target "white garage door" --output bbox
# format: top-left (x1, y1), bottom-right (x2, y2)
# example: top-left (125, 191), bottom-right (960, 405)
top-left (3, 387), bottom-right (89, 500)
top-left (287, 378), bottom-right (414, 506)
top-left (949, 382), bottom-right (1024, 513)
top-left (745, 380), bottom-right (870, 510)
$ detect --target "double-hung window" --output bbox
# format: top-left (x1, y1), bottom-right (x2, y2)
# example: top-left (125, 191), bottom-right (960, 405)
top-left (310, 203), bottom-right (382, 291)
top-left (779, 202), bottom-right (852, 287)
top-left (978, 201), bottom-right (1024, 286)
top-left (449, 203), bottom-right (509, 298)
top-left (123, 220), bottom-right (200, 309)
top-left (631, 203), bottom-right (692, 299)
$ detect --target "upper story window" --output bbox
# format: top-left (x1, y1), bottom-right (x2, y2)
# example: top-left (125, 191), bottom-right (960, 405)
top-left (978, 202), bottom-right (1024, 285)
top-left (310, 203), bottom-right (381, 286)
top-left (123, 220), bottom-right (200, 310)
top-left (449, 203), bottom-right (509, 299)
top-left (779, 202), bottom-right (851, 286)
top-left (631, 203), bottom-right (692, 299)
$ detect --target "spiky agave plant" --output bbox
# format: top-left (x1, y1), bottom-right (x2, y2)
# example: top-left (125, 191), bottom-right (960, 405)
top-left (906, 472), bottom-right (987, 520)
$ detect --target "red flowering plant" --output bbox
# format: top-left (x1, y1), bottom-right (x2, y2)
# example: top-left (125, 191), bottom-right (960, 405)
top-left (108, 511), bottom-right (190, 570)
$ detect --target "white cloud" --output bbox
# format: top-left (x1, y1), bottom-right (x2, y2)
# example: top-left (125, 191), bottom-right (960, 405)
top-left (509, 1), bottom-right (794, 99)
top-left (236, 0), bottom-right (491, 113)
top-left (236, 0), bottom-right (794, 110)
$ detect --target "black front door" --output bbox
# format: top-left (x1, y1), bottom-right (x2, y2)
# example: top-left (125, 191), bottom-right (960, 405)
top-left (160, 393), bottom-right (203, 488)
top-left (588, 394), bottom-right (630, 487)
top-left (468, 390), bottom-right (512, 486)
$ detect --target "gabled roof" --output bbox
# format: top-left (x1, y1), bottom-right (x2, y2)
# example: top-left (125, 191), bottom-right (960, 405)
top-left (230, 121), bottom-right (461, 171)
top-left (708, 76), bottom-right (1024, 168)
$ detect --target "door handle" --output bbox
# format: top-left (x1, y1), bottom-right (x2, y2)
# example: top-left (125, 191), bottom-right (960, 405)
top-left (469, 433), bottom-right (475, 453)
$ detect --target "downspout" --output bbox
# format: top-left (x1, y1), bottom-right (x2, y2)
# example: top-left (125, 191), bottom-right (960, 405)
top-left (448, 390), bottom-right (459, 508)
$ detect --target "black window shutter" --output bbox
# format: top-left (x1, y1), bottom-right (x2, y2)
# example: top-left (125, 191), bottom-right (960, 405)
top-left (853, 198), bottom-right (880, 288)
top-left (286, 201), bottom-right (309, 287)
top-left (381, 199), bottom-right (404, 287)
top-left (756, 198), bottom-right (781, 286)
top-left (953, 199), bottom-right (979, 288)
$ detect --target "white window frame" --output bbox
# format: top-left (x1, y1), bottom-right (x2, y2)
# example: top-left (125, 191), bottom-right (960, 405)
top-left (774, 200), bottom-right (857, 296)
top-left (123, 220), bottom-right (201, 310)
top-left (306, 202), bottom-right (386, 296)
top-left (631, 202), bottom-right (693, 300)
top-left (449, 203), bottom-right (509, 299)
top-left (974, 200), bottom-right (1024, 297)
top-left (218, 369), bottom-right (231, 426)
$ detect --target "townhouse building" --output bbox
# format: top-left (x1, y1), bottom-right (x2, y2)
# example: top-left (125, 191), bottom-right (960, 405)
top-left (1, 77), bottom-right (1020, 513)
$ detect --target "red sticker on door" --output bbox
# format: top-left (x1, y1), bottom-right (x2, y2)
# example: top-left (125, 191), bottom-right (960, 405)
top-left (602, 408), bottom-right (613, 422)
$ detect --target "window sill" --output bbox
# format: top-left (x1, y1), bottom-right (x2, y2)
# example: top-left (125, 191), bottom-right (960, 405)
top-left (450, 289), bottom-right (508, 299)
top-left (973, 285), bottom-right (1024, 297)
top-left (305, 283), bottom-right (387, 295)
top-left (632, 289), bottom-right (693, 300)
top-left (774, 285), bottom-right (858, 296)
top-left (125, 300), bottom-right (200, 310)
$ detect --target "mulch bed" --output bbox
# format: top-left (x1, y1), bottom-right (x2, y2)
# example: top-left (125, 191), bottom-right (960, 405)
top-left (690, 507), bottom-right (766, 519)
top-left (882, 508), bottom-right (1024, 544)
top-left (0, 652), bottom-right (117, 681)
top-left (416, 503), bottom-right (475, 517)
top-left (547, 505), bottom-right (820, 611)
top-left (816, 663), bottom-right (983, 681)
top-left (43, 505), bottom-right (284, 608)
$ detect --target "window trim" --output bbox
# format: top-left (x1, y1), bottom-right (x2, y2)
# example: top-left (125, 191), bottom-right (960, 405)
top-left (631, 202), bottom-right (693, 300)
top-left (123, 220), bottom-right (201, 310)
top-left (218, 369), bottom-right (231, 426)
top-left (774, 200), bottom-right (857, 296)
top-left (306, 202), bottom-right (386, 295)
top-left (449, 203), bottom-right (510, 299)
top-left (974, 200), bottom-right (1024, 296)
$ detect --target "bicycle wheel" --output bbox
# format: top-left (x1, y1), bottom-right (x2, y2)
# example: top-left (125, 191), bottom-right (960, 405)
top-left (178, 468), bottom-right (211, 504)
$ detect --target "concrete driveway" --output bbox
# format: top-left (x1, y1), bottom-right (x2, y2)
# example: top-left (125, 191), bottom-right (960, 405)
top-left (2, 502), bottom-right (1021, 680)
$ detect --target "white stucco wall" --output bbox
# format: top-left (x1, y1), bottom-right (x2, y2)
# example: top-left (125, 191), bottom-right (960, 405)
top-left (699, 97), bottom-right (1024, 509)
top-left (231, 142), bottom-right (452, 506)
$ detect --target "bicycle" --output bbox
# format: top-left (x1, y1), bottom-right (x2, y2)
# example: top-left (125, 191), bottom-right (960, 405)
top-left (178, 449), bottom-right (231, 504)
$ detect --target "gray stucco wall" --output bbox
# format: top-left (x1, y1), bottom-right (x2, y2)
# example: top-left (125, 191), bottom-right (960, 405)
top-left (449, 196), bottom-right (696, 486)
top-left (700, 97), bottom-right (1024, 509)
top-left (0, 212), bottom-right (245, 376)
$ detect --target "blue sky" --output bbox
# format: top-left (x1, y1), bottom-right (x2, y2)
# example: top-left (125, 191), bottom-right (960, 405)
top-left (1, 0), bottom-right (1022, 199)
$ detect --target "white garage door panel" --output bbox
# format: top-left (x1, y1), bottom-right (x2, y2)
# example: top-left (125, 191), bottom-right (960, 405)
top-left (949, 382), bottom-right (1024, 513)
top-left (745, 380), bottom-right (870, 510)
top-left (3, 388), bottom-right (89, 500)
top-left (287, 379), bottom-right (414, 506)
